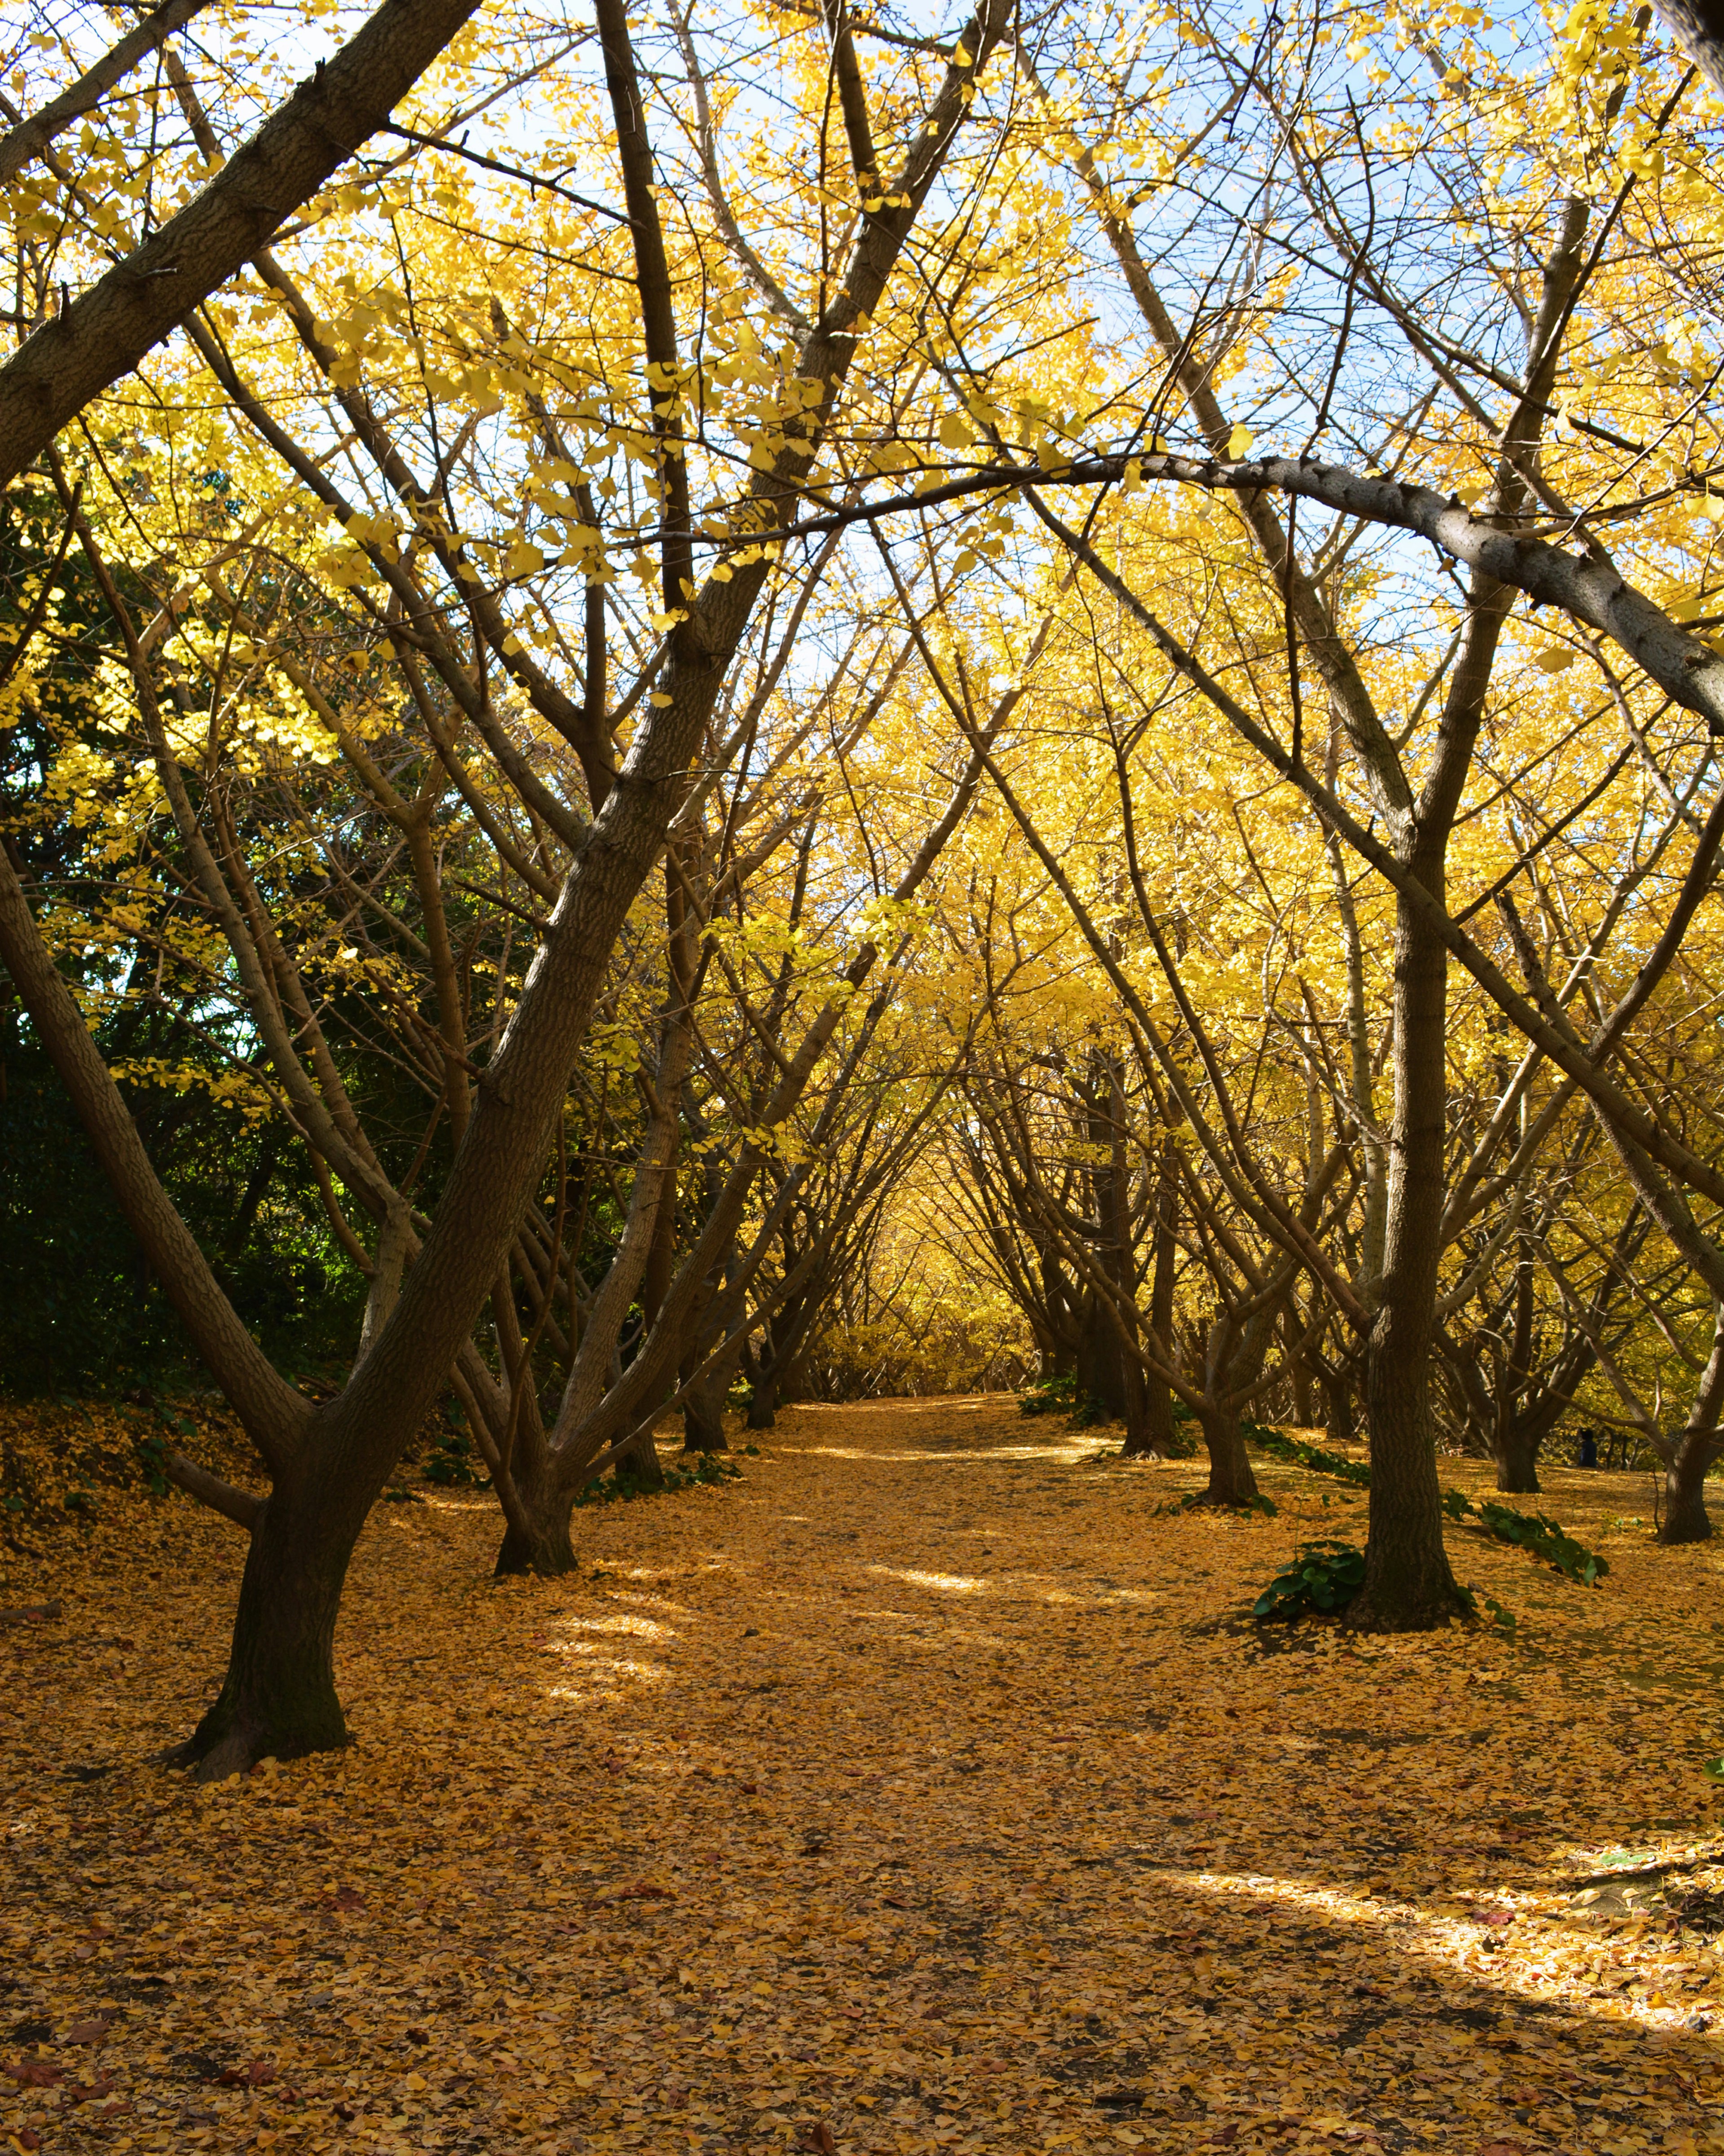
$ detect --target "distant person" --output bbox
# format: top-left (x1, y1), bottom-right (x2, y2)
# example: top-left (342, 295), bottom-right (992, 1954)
top-left (1578, 1428), bottom-right (1598, 1469)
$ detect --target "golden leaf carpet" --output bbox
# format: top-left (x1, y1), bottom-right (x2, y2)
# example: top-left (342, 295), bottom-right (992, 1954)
top-left (4, 1398), bottom-right (1724, 2155)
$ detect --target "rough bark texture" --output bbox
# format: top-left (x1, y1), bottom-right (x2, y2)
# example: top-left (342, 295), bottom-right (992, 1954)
top-left (745, 1375), bottom-right (777, 1431)
top-left (682, 1372), bottom-right (731, 1453)
top-left (1351, 858), bottom-right (1471, 1630)
top-left (1659, 1433), bottom-right (1716, 1544)
top-left (494, 1512), bottom-right (579, 1577)
top-left (1655, 0), bottom-right (1724, 98)
top-left (493, 1454), bottom-right (580, 1576)
top-left (165, 1469), bottom-right (358, 1778)
top-left (1194, 1404), bottom-right (1259, 1507)
top-left (1493, 1431), bottom-right (1543, 1495)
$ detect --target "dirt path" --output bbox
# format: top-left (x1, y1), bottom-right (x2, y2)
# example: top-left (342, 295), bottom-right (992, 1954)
top-left (4, 1397), bottom-right (1724, 2153)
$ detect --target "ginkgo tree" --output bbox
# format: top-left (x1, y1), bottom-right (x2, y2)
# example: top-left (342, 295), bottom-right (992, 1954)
top-left (0, 0), bottom-right (1029, 1771)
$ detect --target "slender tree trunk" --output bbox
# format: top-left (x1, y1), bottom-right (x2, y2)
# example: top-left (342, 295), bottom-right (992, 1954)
top-left (1134, 1144), bottom-right (1178, 1455)
top-left (1290, 1354), bottom-right (1314, 1429)
top-left (1118, 1355), bottom-right (1152, 1454)
top-left (1324, 1367), bottom-right (1356, 1449)
top-left (1353, 883), bottom-right (1470, 1631)
top-left (747, 1368), bottom-right (777, 1429)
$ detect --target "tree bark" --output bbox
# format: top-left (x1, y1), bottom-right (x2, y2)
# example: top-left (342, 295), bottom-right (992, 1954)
top-left (0, 0), bottom-right (486, 488)
top-left (1194, 1402), bottom-right (1259, 1507)
top-left (1493, 1427), bottom-right (1543, 1495)
top-left (682, 1365), bottom-right (731, 1452)
top-left (1324, 1367), bottom-right (1356, 1449)
top-left (1658, 1308), bottom-right (1724, 1543)
top-left (0, 0), bottom-right (214, 186)
top-left (1075, 1292), bottom-right (1126, 1419)
top-left (494, 1510), bottom-right (578, 1577)
top-left (1128, 1143), bottom-right (1179, 1457)
top-left (1659, 1430), bottom-right (1716, 1545)
top-left (165, 1464), bottom-right (359, 1777)
top-left (1352, 850), bottom-right (1470, 1630)
top-left (493, 1451), bottom-right (580, 1577)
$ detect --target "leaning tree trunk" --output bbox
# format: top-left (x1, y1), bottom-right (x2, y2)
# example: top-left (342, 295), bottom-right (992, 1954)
top-left (615, 1425), bottom-right (665, 1486)
top-left (1351, 883), bottom-right (1471, 1631)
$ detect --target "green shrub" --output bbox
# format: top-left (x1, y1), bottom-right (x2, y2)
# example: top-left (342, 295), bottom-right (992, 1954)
top-left (1018, 1371), bottom-right (1078, 1417)
top-left (1249, 1425), bottom-right (1372, 1487)
top-left (1253, 1539), bottom-right (1365, 1620)
top-left (424, 1429), bottom-right (486, 1487)
top-left (1475, 1501), bottom-right (1608, 1586)
top-left (575, 1453), bottom-right (742, 1508)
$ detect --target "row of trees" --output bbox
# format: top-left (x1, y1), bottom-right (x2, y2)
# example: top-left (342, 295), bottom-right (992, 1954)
top-left (6, 0), bottom-right (1724, 1768)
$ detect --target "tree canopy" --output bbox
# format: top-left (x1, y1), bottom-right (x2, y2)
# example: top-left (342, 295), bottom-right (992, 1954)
top-left (7, 0), bottom-right (1724, 1766)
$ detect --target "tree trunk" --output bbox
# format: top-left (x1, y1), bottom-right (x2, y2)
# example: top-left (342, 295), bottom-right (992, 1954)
top-left (1290, 1354), bottom-right (1314, 1429)
top-left (1492, 1425), bottom-right (1542, 1494)
top-left (616, 1426), bottom-right (665, 1486)
top-left (1324, 1368), bottom-right (1355, 1449)
top-left (1352, 876), bottom-right (1470, 1632)
top-left (1194, 1402), bottom-right (1259, 1507)
top-left (1659, 1430), bottom-right (1715, 1544)
top-left (1135, 1146), bottom-right (1178, 1455)
top-left (494, 1508), bottom-right (578, 1577)
top-left (1075, 1294), bottom-right (1126, 1419)
top-left (682, 1362), bottom-right (731, 1452)
top-left (165, 1478), bottom-right (356, 1779)
top-left (1355, 1331), bottom-right (1469, 1628)
top-left (1117, 1354), bottom-right (1152, 1455)
top-left (492, 1451), bottom-right (580, 1578)
top-left (746, 1371), bottom-right (777, 1429)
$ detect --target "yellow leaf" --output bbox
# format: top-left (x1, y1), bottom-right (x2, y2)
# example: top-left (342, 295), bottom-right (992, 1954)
top-left (1227, 424), bottom-right (1254, 459)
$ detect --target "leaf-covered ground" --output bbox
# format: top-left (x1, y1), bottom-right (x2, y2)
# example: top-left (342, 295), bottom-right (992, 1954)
top-left (4, 1397), bottom-right (1724, 2155)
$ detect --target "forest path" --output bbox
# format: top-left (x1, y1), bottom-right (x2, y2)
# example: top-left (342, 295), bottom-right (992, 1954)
top-left (4, 1396), bottom-right (1724, 2153)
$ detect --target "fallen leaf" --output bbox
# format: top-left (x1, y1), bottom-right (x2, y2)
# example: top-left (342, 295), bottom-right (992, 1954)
top-left (4, 2064), bottom-right (62, 2088)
